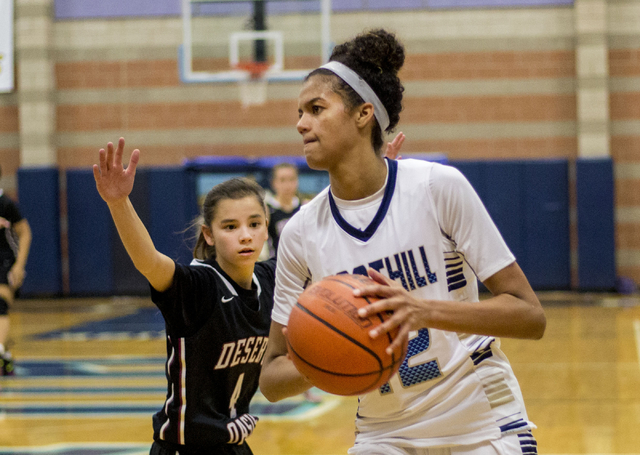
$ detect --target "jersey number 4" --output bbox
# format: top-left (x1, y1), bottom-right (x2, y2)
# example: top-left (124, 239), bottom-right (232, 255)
top-left (380, 328), bottom-right (442, 394)
top-left (229, 373), bottom-right (245, 418)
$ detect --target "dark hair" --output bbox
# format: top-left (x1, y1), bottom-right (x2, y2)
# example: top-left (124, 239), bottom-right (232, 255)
top-left (193, 177), bottom-right (266, 260)
top-left (271, 162), bottom-right (298, 181)
top-left (306, 28), bottom-right (405, 153)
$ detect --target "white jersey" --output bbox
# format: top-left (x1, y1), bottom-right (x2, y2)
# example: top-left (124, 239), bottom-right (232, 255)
top-left (272, 159), bottom-right (535, 447)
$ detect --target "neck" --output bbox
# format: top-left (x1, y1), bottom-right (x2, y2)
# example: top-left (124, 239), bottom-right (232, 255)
top-left (329, 151), bottom-right (387, 200)
top-left (276, 194), bottom-right (295, 210)
top-left (217, 261), bottom-right (254, 290)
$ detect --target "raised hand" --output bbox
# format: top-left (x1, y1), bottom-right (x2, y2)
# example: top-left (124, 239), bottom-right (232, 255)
top-left (93, 138), bottom-right (140, 205)
top-left (384, 132), bottom-right (405, 160)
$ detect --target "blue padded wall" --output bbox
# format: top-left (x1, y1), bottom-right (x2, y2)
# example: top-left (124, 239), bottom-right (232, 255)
top-left (484, 162), bottom-right (525, 264)
top-left (66, 167), bottom-right (197, 296)
top-left (576, 158), bottom-right (616, 290)
top-left (67, 169), bottom-right (113, 295)
top-left (148, 168), bottom-right (199, 267)
top-left (63, 160), bottom-right (580, 294)
top-left (16, 168), bottom-right (62, 296)
top-left (111, 170), bottom-right (149, 295)
top-left (450, 160), bottom-right (570, 290)
top-left (522, 161), bottom-right (570, 289)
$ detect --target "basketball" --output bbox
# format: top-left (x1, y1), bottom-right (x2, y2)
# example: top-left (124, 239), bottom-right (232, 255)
top-left (285, 274), bottom-right (407, 396)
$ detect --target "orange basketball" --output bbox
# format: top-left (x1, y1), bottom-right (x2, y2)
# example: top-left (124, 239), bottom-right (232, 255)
top-left (285, 274), bottom-right (407, 396)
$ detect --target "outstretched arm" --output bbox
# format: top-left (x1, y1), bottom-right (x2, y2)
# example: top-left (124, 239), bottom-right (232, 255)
top-left (259, 320), bottom-right (313, 402)
top-left (93, 138), bottom-right (175, 292)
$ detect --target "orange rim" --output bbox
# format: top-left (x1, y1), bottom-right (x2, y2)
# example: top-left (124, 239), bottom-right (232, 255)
top-left (235, 62), bottom-right (271, 80)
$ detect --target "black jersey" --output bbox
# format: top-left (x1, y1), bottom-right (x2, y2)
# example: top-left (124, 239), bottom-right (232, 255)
top-left (0, 192), bottom-right (23, 259)
top-left (267, 198), bottom-right (301, 255)
top-left (150, 257), bottom-right (275, 450)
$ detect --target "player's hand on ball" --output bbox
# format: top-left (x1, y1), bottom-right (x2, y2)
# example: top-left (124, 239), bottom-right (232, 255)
top-left (93, 137), bottom-right (140, 205)
top-left (355, 268), bottom-right (429, 355)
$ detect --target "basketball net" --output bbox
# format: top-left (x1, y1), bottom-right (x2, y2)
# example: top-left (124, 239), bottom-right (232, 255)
top-left (237, 62), bottom-right (269, 108)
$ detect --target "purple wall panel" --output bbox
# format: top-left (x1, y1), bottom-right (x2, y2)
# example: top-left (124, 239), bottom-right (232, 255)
top-left (427, 0), bottom-right (573, 8)
top-left (54, 0), bottom-right (573, 20)
top-left (368, 0), bottom-right (423, 10)
top-left (54, 0), bottom-right (181, 19)
top-left (333, 0), bottom-right (367, 11)
top-left (192, 2), bottom-right (252, 16)
top-left (267, 1), bottom-right (325, 14)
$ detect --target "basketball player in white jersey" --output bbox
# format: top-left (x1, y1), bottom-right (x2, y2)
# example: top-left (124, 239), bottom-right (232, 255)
top-left (259, 29), bottom-right (546, 455)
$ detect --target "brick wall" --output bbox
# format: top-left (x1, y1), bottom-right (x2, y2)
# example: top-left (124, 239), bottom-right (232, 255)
top-left (0, 94), bottom-right (20, 197)
top-left (53, 7), bottom-right (578, 165)
top-left (610, 0), bottom-right (640, 283)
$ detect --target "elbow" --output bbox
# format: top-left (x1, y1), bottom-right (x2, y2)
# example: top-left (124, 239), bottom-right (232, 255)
top-left (530, 310), bottom-right (547, 340)
top-left (259, 388), bottom-right (280, 403)
top-left (259, 376), bottom-right (282, 403)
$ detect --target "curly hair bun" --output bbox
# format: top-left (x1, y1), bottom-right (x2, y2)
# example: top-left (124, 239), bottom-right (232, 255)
top-left (332, 29), bottom-right (405, 75)
top-left (325, 28), bottom-right (405, 141)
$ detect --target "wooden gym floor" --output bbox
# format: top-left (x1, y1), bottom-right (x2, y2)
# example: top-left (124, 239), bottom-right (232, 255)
top-left (0, 292), bottom-right (639, 454)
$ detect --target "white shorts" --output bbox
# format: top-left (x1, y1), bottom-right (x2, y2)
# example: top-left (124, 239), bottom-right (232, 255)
top-left (348, 431), bottom-right (537, 455)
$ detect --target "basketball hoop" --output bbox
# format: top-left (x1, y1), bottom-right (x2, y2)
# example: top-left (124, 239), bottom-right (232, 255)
top-left (236, 62), bottom-right (270, 108)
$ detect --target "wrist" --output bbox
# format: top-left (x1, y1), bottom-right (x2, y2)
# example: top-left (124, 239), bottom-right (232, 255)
top-left (106, 197), bottom-right (131, 210)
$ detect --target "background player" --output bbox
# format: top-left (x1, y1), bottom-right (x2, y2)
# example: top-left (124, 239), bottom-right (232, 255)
top-left (93, 138), bottom-right (274, 454)
top-left (0, 164), bottom-right (32, 376)
top-left (260, 29), bottom-right (546, 454)
top-left (265, 162), bottom-right (301, 257)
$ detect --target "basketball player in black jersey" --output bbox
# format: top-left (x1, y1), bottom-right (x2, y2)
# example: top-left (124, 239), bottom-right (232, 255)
top-left (0, 165), bottom-right (32, 376)
top-left (94, 138), bottom-right (274, 454)
top-left (265, 163), bottom-right (301, 257)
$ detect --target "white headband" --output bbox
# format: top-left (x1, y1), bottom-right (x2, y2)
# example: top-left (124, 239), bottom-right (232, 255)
top-left (319, 61), bottom-right (390, 132)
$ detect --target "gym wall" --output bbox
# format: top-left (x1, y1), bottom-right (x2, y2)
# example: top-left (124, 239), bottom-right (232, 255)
top-left (1, 0), bottom-right (633, 294)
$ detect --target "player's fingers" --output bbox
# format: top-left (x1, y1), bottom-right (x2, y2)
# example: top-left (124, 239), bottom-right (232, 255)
top-left (357, 295), bottom-right (400, 320)
top-left (92, 164), bottom-right (101, 182)
top-left (355, 283), bottom-right (402, 306)
top-left (105, 142), bottom-right (115, 170)
top-left (114, 137), bottom-right (126, 168)
top-left (366, 268), bottom-right (394, 286)
top-left (386, 324), bottom-right (411, 355)
top-left (368, 307), bottom-right (406, 339)
top-left (97, 148), bottom-right (108, 175)
top-left (384, 145), bottom-right (396, 160)
top-left (126, 149), bottom-right (140, 176)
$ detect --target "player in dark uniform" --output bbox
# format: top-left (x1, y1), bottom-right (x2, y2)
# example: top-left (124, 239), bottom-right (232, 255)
top-left (0, 165), bottom-right (32, 376)
top-left (265, 163), bottom-right (301, 257)
top-left (93, 138), bottom-right (274, 454)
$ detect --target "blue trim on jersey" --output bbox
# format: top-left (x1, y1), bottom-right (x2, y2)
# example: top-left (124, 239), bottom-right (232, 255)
top-left (471, 339), bottom-right (494, 365)
top-left (328, 158), bottom-right (398, 241)
top-left (518, 431), bottom-right (538, 454)
top-left (499, 418), bottom-right (529, 433)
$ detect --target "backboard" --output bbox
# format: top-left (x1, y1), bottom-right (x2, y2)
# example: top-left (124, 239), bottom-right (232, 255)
top-left (180, 0), bottom-right (332, 84)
